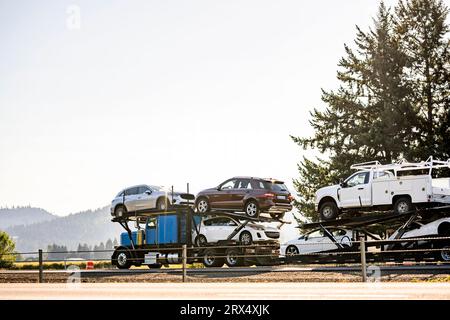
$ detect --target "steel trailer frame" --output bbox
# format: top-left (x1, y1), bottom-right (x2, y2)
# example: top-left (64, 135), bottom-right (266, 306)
top-left (293, 206), bottom-right (450, 263)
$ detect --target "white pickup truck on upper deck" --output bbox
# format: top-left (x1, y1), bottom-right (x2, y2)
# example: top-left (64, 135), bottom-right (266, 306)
top-left (315, 157), bottom-right (450, 220)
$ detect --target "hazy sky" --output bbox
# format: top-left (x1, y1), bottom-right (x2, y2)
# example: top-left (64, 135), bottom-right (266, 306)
top-left (0, 0), bottom-right (411, 216)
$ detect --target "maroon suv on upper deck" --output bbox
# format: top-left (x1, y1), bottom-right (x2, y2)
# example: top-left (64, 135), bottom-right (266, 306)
top-left (195, 176), bottom-right (293, 218)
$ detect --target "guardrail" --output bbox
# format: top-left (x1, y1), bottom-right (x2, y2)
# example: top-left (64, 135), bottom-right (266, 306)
top-left (1, 235), bottom-right (449, 283)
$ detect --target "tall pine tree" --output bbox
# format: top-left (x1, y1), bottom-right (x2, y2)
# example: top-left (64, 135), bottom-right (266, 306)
top-left (395, 0), bottom-right (450, 159)
top-left (292, 0), bottom-right (449, 221)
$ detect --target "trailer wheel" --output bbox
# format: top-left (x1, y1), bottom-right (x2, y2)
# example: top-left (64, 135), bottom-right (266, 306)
top-left (202, 249), bottom-right (224, 268)
top-left (115, 249), bottom-right (132, 269)
top-left (244, 200), bottom-right (259, 218)
top-left (393, 197), bottom-right (413, 214)
top-left (225, 248), bottom-right (244, 267)
top-left (439, 246), bottom-right (450, 262)
top-left (319, 202), bottom-right (338, 220)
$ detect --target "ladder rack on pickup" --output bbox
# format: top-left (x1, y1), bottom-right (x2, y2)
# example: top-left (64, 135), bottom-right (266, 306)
top-left (350, 156), bottom-right (450, 173)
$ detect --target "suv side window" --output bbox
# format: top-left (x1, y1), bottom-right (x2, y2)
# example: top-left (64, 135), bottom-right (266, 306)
top-left (138, 186), bottom-right (150, 194)
top-left (237, 179), bottom-right (252, 189)
top-left (220, 179), bottom-right (237, 190)
top-left (251, 180), bottom-right (266, 189)
top-left (125, 187), bottom-right (139, 196)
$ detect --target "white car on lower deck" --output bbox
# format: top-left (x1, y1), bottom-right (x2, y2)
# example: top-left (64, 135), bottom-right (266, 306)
top-left (193, 216), bottom-right (280, 246)
top-left (281, 227), bottom-right (353, 258)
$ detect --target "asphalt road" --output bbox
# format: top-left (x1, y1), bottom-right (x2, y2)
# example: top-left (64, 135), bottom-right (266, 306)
top-left (2, 264), bottom-right (450, 276)
top-left (1, 282), bottom-right (450, 299)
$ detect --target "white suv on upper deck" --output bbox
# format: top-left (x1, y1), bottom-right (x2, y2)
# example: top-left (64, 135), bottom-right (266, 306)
top-left (111, 184), bottom-right (194, 217)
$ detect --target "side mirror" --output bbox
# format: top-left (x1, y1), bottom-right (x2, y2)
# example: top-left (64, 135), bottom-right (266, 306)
top-left (145, 190), bottom-right (152, 195)
top-left (217, 186), bottom-right (221, 191)
top-left (339, 178), bottom-right (346, 187)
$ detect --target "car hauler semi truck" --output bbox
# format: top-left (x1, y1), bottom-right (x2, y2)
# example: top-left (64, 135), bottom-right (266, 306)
top-left (111, 206), bottom-right (280, 269)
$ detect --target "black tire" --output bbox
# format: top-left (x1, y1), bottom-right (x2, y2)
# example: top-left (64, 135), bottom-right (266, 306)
top-left (244, 200), bottom-right (259, 218)
top-left (438, 246), bottom-right (450, 262)
top-left (225, 248), bottom-right (244, 267)
top-left (196, 197), bottom-right (210, 214)
top-left (114, 249), bottom-right (132, 269)
top-left (148, 264), bottom-right (162, 269)
top-left (393, 197), bottom-right (413, 214)
top-left (285, 245), bottom-right (299, 263)
top-left (156, 197), bottom-right (169, 211)
top-left (202, 249), bottom-right (224, 268)
top-left (114, 205), bottom-right (127, 218)
top-left (195, 235), bottom-right (208, 247)
top-left (319, 201), bottom-right (338, 220)
top-left (239, 231), bottom-right (253, 245)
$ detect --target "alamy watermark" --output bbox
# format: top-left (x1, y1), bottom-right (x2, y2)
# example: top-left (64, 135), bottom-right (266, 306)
top-left (66, 265), bottom-right (81, 288)
top-left (66, 4), bottom-right (81, 30)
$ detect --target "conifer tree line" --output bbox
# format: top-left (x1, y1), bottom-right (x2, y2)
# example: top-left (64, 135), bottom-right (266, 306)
top-left (291, 0), bottom-right (450, 221)
top-left (45, 239), bottom-right (118, 261)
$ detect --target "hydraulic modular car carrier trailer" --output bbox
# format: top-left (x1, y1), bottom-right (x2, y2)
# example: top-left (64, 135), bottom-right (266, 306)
top-left (288, 206), bottom-right (450, 264)
top-left (111, 206), bottom-right (281, 269)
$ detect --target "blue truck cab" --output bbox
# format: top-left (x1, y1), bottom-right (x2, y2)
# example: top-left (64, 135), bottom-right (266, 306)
top-left (120, 213), bottom-right (203, 247)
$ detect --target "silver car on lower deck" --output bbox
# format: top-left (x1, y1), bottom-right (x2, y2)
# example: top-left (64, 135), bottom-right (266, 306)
top-left (111, 184), bottom-right (194, 217)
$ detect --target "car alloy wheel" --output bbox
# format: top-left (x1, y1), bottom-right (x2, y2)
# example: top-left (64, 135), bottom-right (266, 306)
top-left (239, 231), bottom-right (253, 245)
top-left (196, 235), bottom-right (207, 247)
top-left (115, 206), bottom-right (126, 217)
top-left (245, 201), bottom-right (258, 217)
top-left (286, 245), bottom-right (299, 256)
top-left (197, 199), bottom-right (209, 213)
top-left (157, 198), bottom-right (168, 211)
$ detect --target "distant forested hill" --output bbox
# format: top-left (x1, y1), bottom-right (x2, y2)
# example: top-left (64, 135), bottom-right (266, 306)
top-left (0, 206), bottom-right (56, 229)
top-left (3, 206), bottom-right (123, 253)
